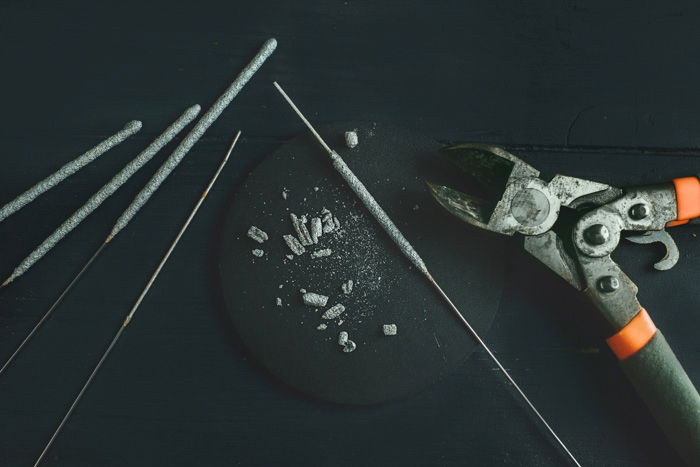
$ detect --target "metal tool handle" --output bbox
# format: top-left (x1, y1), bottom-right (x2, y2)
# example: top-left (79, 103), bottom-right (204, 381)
top-left (611, 321), bottom-right (700, 465)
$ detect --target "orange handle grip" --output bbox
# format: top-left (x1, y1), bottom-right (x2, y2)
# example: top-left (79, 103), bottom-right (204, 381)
top-left (668, 177), bottom-right (700, 226)
top-left (607, 308), bottom-right (700, 465)
top-left (606, 308), bottom-right (657, 360)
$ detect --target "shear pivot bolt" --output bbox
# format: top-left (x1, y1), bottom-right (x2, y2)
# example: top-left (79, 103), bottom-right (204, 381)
top-left (629, 203), bottom-right (649, 220)
top-left (597, 276), bottom-right (620, 293)
top-left (584, 224), bottom-right (609, 245)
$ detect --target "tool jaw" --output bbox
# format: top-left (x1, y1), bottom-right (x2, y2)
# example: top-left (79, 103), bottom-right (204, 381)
top-left (428, 145), bottom-right (681, 320)
top-left (429, 144), bottom-right (611, 236)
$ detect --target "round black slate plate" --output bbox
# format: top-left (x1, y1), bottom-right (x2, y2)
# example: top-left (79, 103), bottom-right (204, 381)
top-left (219, 122), bottom-right (506, 405)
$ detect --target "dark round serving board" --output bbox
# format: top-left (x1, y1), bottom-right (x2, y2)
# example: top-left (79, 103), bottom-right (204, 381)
top-left (219, 122), bottom-right (505, 405)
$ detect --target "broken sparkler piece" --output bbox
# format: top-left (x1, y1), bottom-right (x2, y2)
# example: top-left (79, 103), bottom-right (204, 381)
top-left (247, 225), bottom-right (269, 243)
top-left (303, 292), bottom-right (329, 307)
top-left (321, 303), bottom-right (345, 320)
top-left (283, 234), bottom-right (305, 255)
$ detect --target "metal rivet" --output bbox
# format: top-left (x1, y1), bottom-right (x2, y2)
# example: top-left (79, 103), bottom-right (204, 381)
top-left (597, 276), bottom-right (620, 293)
top-left (629, 203), bottom-right (650, 220)
top-left (584, 224), bottom-right (610, 245)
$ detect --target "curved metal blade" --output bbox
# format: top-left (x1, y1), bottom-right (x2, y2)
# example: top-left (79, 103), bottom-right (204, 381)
top-left (426, 182), bottom-right (491, 229)
top-left (626, 230), bottom-right (679, 271)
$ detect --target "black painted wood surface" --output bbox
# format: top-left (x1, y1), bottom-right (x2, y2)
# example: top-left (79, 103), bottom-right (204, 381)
top-left (1, 1), bottom-right (700, 466)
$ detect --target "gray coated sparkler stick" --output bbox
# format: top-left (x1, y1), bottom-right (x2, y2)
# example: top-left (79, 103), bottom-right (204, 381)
top-left (33, 131), bottom-right (241, 467)
top-left (1, 41), bottom-right (274, 374)
top-left (273, 81), bottom-right (582, 467)
top-left (0, 120), bottom-right (142, 223)
top-left (1, 106), bottom-right (201, 287)
top-left (0, 106), bottom-right (202, 375)
top-left (108, 37), bottom-right (276, 241)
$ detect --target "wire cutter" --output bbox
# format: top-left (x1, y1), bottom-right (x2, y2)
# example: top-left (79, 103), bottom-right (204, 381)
top-left (427, 144), bottom-right (700, 465)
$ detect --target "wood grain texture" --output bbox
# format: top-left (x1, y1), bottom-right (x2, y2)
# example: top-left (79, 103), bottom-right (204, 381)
top-left (1, 1), bottom-right (699, 465)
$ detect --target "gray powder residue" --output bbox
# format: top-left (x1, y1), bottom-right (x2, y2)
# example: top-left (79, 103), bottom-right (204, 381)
top-left (0, 120), bottom-right (142, 224)
top-left (108, 38), bottom-right (276, 240)
top-left (311, 248), bottom-right (332, 258)
top-left (330, 151), bottom-right (428, 275)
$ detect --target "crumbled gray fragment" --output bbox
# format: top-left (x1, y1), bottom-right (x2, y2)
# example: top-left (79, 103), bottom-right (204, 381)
top-left (291, 213), bottom-right (313, 246)
top-left (247, 225), bottom-right (268, 243)
top-left (413, 204), bottom-right (420, 211)
top-left (322, 303), bottom-right (345, 320)
top-left (286, 254), bottom-right (294, 260)
top-left (343, 340), bottom-right (356, 353)
top-left (303, 292), bottom-right (328, 307)
top-left (300, 214), bottom-right (313, 245)
top-left (383, 324), bottom-right (397, 336)
top-left (278, 284), bottom-right (283, 289)
top-left (311, 248), bottom-right (332, 259)
top-left (341, 280), bottom-right (353, 294)
top-left (276, 297), bottom-right (282, 306)
top-left (310, 217), bottom-right (322, 243)
top-left (321, 208), bottom-right (335, 233)
top-left (338, 331), bottom-right (349, 346)
top-left (345, 130), bottom-right (359, 149)
top-left (299, 288), bottom-right (307, 294)
top-left (283, 234), bottom-right (305, 255)
top-left (317, 324), bottom-right (327, 331)
top-left (252, 249), bottom-right (264, 257)
top-left (314, 186), bottom-right (319, 192)
top-left (282, 188), bottom-right (289, 199)
top-left (333, 216), bottom-right (341, 230)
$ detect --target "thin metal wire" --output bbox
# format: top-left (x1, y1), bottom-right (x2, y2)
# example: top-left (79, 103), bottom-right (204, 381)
top-left (429, 278), bottom-right (581, 467)
top-left (33, 131), bottom-right (241, 467)
top-left (0, 243), bottom-right (107, 376)
top-left (273, 82), bottom-right (581, 467)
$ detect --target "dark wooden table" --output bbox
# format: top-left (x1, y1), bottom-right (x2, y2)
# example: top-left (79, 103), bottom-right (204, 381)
top-left (1, 1), bottom-right (699, 465)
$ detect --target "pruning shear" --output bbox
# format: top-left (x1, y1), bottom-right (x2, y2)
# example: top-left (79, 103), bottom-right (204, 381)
top-left (427, 144), bottom-right (700, 465)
